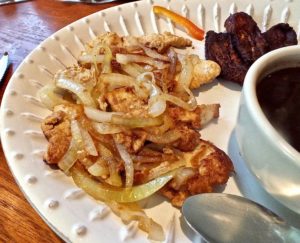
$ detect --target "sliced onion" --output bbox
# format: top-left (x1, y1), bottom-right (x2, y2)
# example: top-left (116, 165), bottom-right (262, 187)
top-left (79, 157), bottom-right (94, 169)
top-left (115, 141), bottom-right (134, 188)
top-left (56, 78), bottom-right (96, 107)
top-left (105, 158), bottom-right (123, 187)
top-left (101, 73), bottom-right (136, 89)
top-left (139, 45), bottom-right (169, 62)
top-left (116, 54), bottom-right (169, 70)
top-left (92, 122), bottom-right (123, 134)
top-left (160, 93), bottom-right (196, 111)
top-left (167, 47), bottom-right (178, 82)
top-left (79, 127), bottom-right (98, 156)
top-left (136, 72), bottom-right (155, 85)
top-left (58, 120), bottom-right (83, 172)
top-left (37, 84), bottom-right (69, 110)
top-left (101, 73), bottom-right (149, 98)
top-left (144, 114), bottom-right (174, 135)
top-left (146, 160), bottom-right (185, 182)
top-left (98, 143), bottom-right (122, 187)
top-left (183, 85), bottom-right (197, 110)
top-left (171, 167), bottom-right (196, 190)
top-left (88, 159), bottom-right (109, 178)
top-left (144, 65), bottom-right (154, 72)
top-left (148, 96), bottom-right (166, 117)
top-left (175, 55), bottom-right (198, 108)
top-left (70, 163), bottom-right (176, 202)
top-left (178, 55), bottom-right (194, 89)
top-left (140, 215), bottom-right (165, 241)
top-left (78, 54), bottom-right (104, 64)
top-left (111, 115), bottom-right (163, 128)
top-left (84, 106), bottom-right (123, 123)
top-left (136, 72), bottom-right (167, 117)
top-left (102, 46), bottom-right (112, 74)
top-left (146, 129), bottom-right (181, 144)
top-left (121, 63), bottom-right (143, 78)
top-left (107, 201), bottom-right (165, 241)
top-left (58, 141), bottom-right (78, 173)
top-left (136, 72), bottom-right (154, 91)
top-left (107, 201), bottom-right (145, 223)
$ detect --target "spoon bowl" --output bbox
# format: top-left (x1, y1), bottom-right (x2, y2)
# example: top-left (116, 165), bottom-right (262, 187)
top-left (182, 193), bottom-right (300, 243)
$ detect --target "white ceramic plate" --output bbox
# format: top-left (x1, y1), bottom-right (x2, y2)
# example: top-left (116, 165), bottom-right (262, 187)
top-left (1, 0), bottom-right (300, 242)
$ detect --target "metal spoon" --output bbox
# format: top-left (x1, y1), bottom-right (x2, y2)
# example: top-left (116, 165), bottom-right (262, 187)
top-left (182, 193), bottom-right (300, 243)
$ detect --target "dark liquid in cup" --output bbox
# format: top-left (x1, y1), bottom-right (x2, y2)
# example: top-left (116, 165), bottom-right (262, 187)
top-left (257, 67), bottom-right (300, 152)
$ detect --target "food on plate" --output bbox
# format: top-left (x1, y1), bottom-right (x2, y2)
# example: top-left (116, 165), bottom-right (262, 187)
top-left (224, 12), bottom-right (268, 65)
top-left (257, 67), bottom-right (300, 152)
top-left (153, 6), bottom-right (205, 41)
top-left (205, 12), bottom-right (298, 84)
top-left (136, 31), bottom-right (193, 53)
top-left (160, 139), bottom-right (234, 207)
top-left (205, 31), bottom-right (249, 84)
top-left (263, 23), bottom-right (298, 51)
top-left (39, 32), bottom-right (233, 240)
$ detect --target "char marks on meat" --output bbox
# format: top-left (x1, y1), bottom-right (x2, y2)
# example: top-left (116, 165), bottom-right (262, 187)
top-left (224, 12), bottom-right (268, 65)
top-left (205, 31), bottom-right (248, 84)
top-left (205, 12), bottom-right (298, 85)
top-left (263, 23), bottom-right (298, 51)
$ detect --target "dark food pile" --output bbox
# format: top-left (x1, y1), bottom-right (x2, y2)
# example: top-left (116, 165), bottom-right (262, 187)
top-left (205, 12), bottom-right (298, 85)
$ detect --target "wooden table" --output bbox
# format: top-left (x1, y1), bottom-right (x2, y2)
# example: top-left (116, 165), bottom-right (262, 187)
top-left (0, 1), bottom-right (124, 242)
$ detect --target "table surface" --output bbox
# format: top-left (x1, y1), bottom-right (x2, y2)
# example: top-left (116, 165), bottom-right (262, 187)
top-left (0, 1), bottom-right (124, 242)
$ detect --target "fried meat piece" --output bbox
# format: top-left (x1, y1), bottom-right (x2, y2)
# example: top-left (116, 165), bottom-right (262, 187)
top-left (168, 104), bottom-right (220, 129)
top-left (105, 87), bottom-right (148, 116)
top-left (113, 130), bottom-right (147, 154)
top-left (172, 125), bottom-right (201, 152)
top-left (55, 66), bottom-right (96, 90)
top-left (160, 139), bottom-right (234, 207)
top-left (85, 32), bottom-right (123, 52)
top-left (41, 111), bottom-right (71, 164)
top-left (224, 12), bottom-right (268, 64)
top-left (180, 55), bottom-right (221, 89)
top-left (137, 32), bottom-right (192, 53)
top-left (263, 23), bottom-right (298, 51)
top-left (205, 31), bottom-right (249, 84)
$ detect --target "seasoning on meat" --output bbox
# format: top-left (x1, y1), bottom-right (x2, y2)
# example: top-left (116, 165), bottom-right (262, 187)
top-left (137, 32), bottom-right (192, 53)
top-left (205, 31), bottom-right (249, 84)
top-left (224, 12), bottom-right (268, 65)
top-left (263, 23), bottom-right (298, 51)
top-left (205, 12), bottom-right (298, 85)
top-left (39, 31), bottom-right (233, 240)
top-left (41, 111), bottom-right (71, 164)
top-left (160, 139), bottom-right (234, 207)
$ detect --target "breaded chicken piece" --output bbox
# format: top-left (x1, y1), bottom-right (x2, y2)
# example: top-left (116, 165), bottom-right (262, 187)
top-left (181, 55), bottom-right (221, 89)
top-left (55, 66), bottom-right (96, 91)
top-left (172, 125), bottom-right (201, 152)
top-left (41, 104), bottom-right (84, 164)
top-left (105, 87), bottom-right (148, 116)
top-left (168, 104), bottom-right (220, 129)
top-left (137, 32), bottom-right (192, 53)
top-left (160, 139), bottom-right (234, 207)
top-left (41, 111), bottom-right (71, 164)
top-left (85, 32), bottom-right (192, 54)
top-left (85, 32), bottom-right (123, 52)
top-left (114, 130), bottom-right (148, 154)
